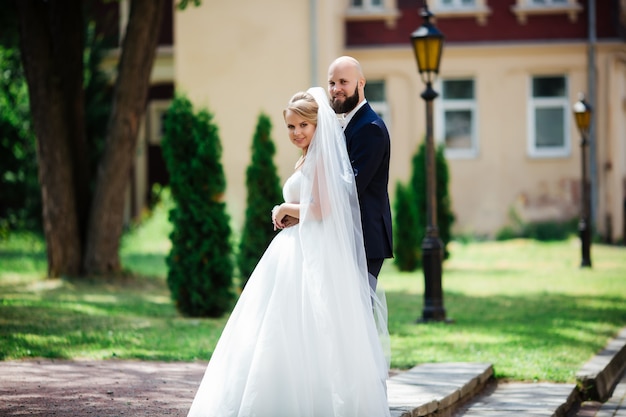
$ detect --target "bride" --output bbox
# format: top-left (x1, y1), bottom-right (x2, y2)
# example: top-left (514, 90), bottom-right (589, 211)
top-left (186, 87), bottom-right (391, 417)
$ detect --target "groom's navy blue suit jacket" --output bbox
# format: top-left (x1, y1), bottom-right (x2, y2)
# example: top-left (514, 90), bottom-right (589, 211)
top-left (344, 102), bottom-right (393, 260)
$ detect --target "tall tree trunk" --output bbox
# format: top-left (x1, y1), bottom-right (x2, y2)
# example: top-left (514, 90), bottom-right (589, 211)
top-left (49, 1), bottom-right (90, 254)
top-left (84, 0), bottom-right (166, 274)
top-left (16, 0), bottom-right (87, 277)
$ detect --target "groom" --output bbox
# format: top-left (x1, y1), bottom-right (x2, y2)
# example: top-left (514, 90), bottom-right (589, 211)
top-left (327, 56), bottom-right (393, 291)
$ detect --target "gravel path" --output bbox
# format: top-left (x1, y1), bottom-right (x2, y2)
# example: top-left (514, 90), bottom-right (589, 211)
top-left (0, 359), bottom-right (207, 416)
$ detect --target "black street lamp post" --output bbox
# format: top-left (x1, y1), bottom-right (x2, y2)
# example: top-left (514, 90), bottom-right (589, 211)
top-left (410, 2), bottom-right (448, 322)
top-left (572, 93), bottom-right (592, 268)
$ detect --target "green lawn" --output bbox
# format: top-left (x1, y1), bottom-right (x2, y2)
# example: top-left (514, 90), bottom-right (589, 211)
top-left (383, 238), bottom-right (626, 381)
top-left (1, 206), bottom-right (625, 383)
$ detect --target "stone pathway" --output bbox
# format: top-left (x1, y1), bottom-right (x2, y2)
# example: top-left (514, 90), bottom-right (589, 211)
top-left (1, 327), bottom-right (624, 417)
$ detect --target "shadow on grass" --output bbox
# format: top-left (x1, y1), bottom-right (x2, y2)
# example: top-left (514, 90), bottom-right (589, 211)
top-left (120, 253), bottom-right (168, 278)
top-left (0, 272), bottom-right (231, 362)
top-left (387, 289), bottom-right (626, 380)
top-left (0, 249), bottom-right (47, 274)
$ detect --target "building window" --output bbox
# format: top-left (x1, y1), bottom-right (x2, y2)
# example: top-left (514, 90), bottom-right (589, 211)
top-left (431, 0), bottom-right (492, 25)
top-left (346, 0), bottom-right (400, 28)
top-left (439, 0), bottom-right (477, 7)
top-left (436, 78), bottom-right (478, 159)
top-left (527, 75), bottom-right (570, 158)
top-left (147, 100), bottom-right (171, 145)
top-left (511, 0), bottom-right (582, 23)
top-left (351, 0), bottom-right (383, 8)
top-left (364, 80), bottom-right (390, 130)
top-left (530, 0), bottom-right (568, 4)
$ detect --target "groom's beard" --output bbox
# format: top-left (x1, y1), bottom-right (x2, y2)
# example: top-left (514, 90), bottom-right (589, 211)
top-left (331, 86), bottom-right (360, 114)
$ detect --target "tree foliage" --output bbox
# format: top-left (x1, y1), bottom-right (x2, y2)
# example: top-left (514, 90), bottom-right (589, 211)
top-left (0, 45), bottom-right (40, 233)
top-left (393, 181), bottom-right (420, 271)
top-left (83, 21), bottom-right (113, 192)
top-left (0, 5), bottom-right (111, 237)
top-left (161, 94), bottom-right (235, 317)
top-left (393, 141), bottom-right (455, 271)
top-left (410, 141), bottom-right (455, 265)
top-left (237, 113), bottom-right (282, 287)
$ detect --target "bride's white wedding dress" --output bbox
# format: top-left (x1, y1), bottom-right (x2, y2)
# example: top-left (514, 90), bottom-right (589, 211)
top-left (187, 87), bottom-right (391, 417)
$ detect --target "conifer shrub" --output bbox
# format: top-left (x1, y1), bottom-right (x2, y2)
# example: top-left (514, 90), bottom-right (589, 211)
top-left (237, 113), bottom-right (282, 287)
top-left (393, 181), bottom-right (420, 271)
top-left (409, 142), bottom-right (455, 267)
top-left (161, 94), bottom-right (234, 317)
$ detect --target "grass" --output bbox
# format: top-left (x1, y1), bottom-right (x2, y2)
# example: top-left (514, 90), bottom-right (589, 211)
top-left (1, 203), bottom-right (625, 383)
top-left (384, 239), bottom-right (626, 381)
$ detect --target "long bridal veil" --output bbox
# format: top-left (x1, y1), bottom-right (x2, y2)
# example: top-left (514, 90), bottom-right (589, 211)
top-left (299, 86), bottom-right (390, 371)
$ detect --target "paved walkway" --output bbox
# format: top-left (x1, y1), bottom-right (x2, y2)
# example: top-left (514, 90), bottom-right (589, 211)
top-left (1, 327), bottom-right (624, 417)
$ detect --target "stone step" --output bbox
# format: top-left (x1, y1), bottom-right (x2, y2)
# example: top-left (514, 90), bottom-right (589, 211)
top-left (387, 362), bottom-right (493, 417)
top-left (454, 381), bottom-right (578, 417)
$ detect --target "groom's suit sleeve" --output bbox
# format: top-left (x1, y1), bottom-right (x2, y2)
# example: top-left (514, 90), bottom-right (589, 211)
top-left (350, 121), bottom-right (389, 195)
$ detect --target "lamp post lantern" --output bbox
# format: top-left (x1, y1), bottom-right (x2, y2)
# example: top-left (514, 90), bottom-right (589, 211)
top-left (410, 1), bottom-right (448, 322)
top-left (572, 93), bottom-right (592, 268)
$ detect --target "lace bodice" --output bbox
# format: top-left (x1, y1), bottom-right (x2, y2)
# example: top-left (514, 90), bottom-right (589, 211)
top-left (282, 170), bottom-right (302, 204)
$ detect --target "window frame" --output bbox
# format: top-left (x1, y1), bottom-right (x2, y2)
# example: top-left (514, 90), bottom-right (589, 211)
top-left (349, 0), bottom-right (383, 10)
top-left (431, 0), bottom-right (492, 25)
top-left (147, 100), bottom-right (172, 145)
top-left (346, 0), bottom-right (400, 28)
top-left (511, 0), bottom-right (582, 24)
top-left (526, 74), bottom-right (571, 159)
top-left (364, 80), bottom-right (391, 133)
top-left (435, 77), bottom-right (479, 159)
top-left (437, 0), bottom-right (478, 8)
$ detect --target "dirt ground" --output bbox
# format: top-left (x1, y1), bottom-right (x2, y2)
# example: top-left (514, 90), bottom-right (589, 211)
top-left (0, 359), bottom-right (407, 417)
top-left (0, 359), bottom-right (208, 416)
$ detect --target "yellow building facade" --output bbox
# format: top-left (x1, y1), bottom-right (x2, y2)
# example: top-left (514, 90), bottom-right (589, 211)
top-left (129, 0), bottom-right (626, 242)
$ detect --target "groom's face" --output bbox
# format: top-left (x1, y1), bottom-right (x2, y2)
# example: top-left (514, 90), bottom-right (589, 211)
top-left (331, 86), bottom-right (359, 115)
top-left (328, 63), bottom-right (363, 115)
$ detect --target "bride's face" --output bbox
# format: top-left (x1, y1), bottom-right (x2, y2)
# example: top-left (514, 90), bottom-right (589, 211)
top-left (285, 109), bottom-right (316, 154)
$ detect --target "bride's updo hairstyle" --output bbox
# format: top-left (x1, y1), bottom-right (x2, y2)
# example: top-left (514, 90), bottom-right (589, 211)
top-left (283, 91), bottom-right (319, 126)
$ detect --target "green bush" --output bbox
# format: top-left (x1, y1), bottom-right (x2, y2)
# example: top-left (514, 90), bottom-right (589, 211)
top-left (494, 226), bottom-right (519, 241)
top-left (497, 216), bottom-right (578, 242)
top-left (0, 45), bottom-right (40, 233)
top-left (409, 142), bottom-right (455, 266)
top-left (393, 181), bottom-right (420, 271)
top-left (524, 219), bottom-right (578, 241)
top-left (496, 206), bottom-right (578, 242)
top-left (237, 113), bottom-right (282, 287)
top-left (161, 94), bottom-right (235, 318)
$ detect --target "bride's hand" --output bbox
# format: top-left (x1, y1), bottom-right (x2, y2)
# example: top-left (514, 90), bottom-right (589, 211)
top-left (271, 205), bottom-right (284, 230)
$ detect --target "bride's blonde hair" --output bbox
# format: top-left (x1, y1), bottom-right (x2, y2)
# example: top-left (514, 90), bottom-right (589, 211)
top-left (283, 92), bottom-right (319, 125)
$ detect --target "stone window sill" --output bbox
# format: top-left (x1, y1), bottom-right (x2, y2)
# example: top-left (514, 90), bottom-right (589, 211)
top-left (345, 8), bottom-right (401, 29)
top-left (511, 3), bottom-right (583, 24)
top-left (430, 6), bottom-right (492, 26)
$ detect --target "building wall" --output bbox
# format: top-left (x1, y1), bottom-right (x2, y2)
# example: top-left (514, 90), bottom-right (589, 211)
top-left (166, 0), bottom-right (625, 241)
top-left (175, 0), bottom-right (314, 226)
top-left (350, 42), bottom-right (588, 236)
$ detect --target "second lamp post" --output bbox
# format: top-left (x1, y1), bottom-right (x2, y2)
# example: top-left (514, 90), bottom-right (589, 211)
top-left (410, 2), bottom-right (448, 322)
top-left (572, 93), bottom-right (593, 268)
